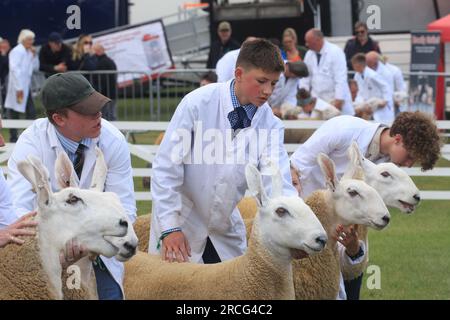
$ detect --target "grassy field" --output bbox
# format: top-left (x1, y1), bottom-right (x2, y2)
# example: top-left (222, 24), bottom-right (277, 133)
top-left (2, 96), bottom-right (449, 299)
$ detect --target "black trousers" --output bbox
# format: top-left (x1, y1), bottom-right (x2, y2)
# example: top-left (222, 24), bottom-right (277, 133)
top-left (344, 273), bottom-right (364, 300)
top-left (202, 237), bottom-right (221, 264)
top-left (7, 93), bottom-right (36, 142)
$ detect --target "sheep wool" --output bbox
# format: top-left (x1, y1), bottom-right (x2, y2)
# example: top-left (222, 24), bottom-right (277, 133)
top-left (124, 215), bottom-right (296, 300)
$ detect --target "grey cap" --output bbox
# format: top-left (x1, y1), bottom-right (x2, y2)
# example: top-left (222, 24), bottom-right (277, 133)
top-left (41, 73), bottom-right (110, 115)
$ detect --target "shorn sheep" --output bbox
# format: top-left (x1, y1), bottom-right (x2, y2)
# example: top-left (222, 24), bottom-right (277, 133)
top-left (124, 163), bottom-right (327, 300)
top-left (0, 149), bottom-right (138, 300)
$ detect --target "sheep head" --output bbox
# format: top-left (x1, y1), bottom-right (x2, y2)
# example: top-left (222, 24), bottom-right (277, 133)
top-left (17, 148), bottom-right (138, 261)
top-left (245, 162), bottom-right (327, 259)
top-left (318, 152), bottom-right (390, 230)
top-left (347, 141), bottom-right (420, 214)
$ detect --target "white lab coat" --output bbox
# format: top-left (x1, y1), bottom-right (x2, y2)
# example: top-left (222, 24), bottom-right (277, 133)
top-left (149, 80), bottom-right (297, 263)
top-left (6, 118), bottom-right (137, 294)
top-left (0, 168), bottom-right (14, 229)
top-left (268, 73), bottom-right (299, 109)
top-left (216, 49), bottom-right (240, 83)
top-left (385, 63), bottom-right (406, 92)
top-left (290, 115), bottom-right (382, 198)
top-left (5, 43), bottom-right (39, 113)
top-left (299, 41), bottom-right (354, 116)
top-left (354, 67), bottom-right (393, 124)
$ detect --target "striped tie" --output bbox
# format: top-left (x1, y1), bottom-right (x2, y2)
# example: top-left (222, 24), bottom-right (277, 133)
top-left (74, 144), bottom-right (85, 179)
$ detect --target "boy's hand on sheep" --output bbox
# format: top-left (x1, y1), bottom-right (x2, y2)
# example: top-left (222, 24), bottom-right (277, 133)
top-left (0, 211), bottom-right (38, 248)
top-left (333, 224), bottom-right (360, 257)
top-left (162, 231), bottom-right (191, 263)
top-left (59, 238), bottom-right (88, 269)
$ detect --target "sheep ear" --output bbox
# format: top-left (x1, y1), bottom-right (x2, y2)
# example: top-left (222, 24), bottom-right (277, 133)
top-left (343, 141), bottom-right (365, 181)
top-left (90, 147), bottom-right (107, 191)
top-left (17, 160), bottom-right (39, 193)
top-left (55, 151), bottom-right (78, 189)
top-left (26, 155), bottom-right (53, 208)
top-left (318, 153), bottom-right (338, 192)
top-left (262, 160), bottom-right (282, 198)
top-left (245, 163), bottom-right (269, 207)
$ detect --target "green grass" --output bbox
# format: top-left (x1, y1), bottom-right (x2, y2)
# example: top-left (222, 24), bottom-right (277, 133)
top-left (361, 201), bottom-right (450, 299)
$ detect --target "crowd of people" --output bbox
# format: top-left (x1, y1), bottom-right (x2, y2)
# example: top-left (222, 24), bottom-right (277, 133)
top-left (205, 21), bottom-right (409, 126)
top-left (0, 30), bottom-right (118, 141)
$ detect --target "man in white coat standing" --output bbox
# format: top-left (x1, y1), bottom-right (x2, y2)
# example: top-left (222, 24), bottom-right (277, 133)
top-left (150, 39), bottom-right (298, 264)
top-left (6, 73), bottom-right (136, 299)
top-left (351, 53), bottom-right (391, 122)
top-left (299, 29), bottom-right (354, 116)
top-left (4, 29), bottom-right (39, 142)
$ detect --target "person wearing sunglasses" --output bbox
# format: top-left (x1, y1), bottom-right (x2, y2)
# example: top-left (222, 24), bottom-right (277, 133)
top-left (68, 34), bottom-right (97, 71)
top-left (344, 21), bottom-right (381, 70)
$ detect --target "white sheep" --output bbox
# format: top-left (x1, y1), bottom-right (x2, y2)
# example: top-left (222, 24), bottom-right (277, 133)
top-left (124, 163), bottom-right (327, 300)
top-left (292, 152), bottom-right (390, 299)
top-left (341, 141), bottom-right (420, 281)
top-left (0, 149), bottom-right (138, 300)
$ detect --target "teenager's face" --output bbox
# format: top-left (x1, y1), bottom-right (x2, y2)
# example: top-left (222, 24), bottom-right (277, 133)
top-left (389, 134), bottom-right (416, 168)
top-left (53, 109), bottom-right (102, 142)
top-left (235, 67), bottom-right (280, 106)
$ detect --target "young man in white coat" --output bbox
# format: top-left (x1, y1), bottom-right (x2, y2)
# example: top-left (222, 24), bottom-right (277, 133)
top-left (4, 29), bottom-right (39, 142)
top-left (290, 111), bottom-right (441, 299)
top-left (150, 39), bottom-right (298, 264)
top-left (5, 73), bottom-right (136, 299)
top-left (299, 28), bottom-right (354, 116)
top-left (351, 53), bottom-right (391, 122)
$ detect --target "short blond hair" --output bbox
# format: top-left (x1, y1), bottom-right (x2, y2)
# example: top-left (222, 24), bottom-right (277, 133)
top-left (17, 29), bottom-right (35, 44)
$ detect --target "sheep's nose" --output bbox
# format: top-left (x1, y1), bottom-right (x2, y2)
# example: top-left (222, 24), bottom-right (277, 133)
top-left (413, 194), bottom-right (421, 202)
top-left (382, 215), bottom-right (390, 224)
top-left (124, 241), bottom-right (136, 255)
top-left (315, 235), bottom-right (327, 248)
top-left (119, 219), bottom-right (128, 228)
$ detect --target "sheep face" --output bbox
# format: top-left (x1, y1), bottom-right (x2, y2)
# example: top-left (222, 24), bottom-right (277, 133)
top-left (332, 179), bottom-right (390, 230)
top-left (318, 152), bottom-right (390, 230)
top-left (258, 196), bottom-right (327, 259)
top-left (47, 188), bottom-right (137, 260)
top-left (17, 150), bottom-right (138, 262)
top-left (245, 163), bottom-right (327, 260)
top-left (348, 141), bottom-right (420, 214)
top-left (361, 161), bottom-right (420, 214)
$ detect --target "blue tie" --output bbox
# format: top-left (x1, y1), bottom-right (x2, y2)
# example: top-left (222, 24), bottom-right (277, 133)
top-left (228, 107), bottom-right (251, 130)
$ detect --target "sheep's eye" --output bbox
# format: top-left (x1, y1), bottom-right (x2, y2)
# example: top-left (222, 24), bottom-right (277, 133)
top-left (347, 189), bottom-right (359, 198)
top-left (275, 207), bottom-right (290, 217)
top-left (66, 194), bottom-right (82, 205)
top-left (381, 171), bottom-right (391, 178)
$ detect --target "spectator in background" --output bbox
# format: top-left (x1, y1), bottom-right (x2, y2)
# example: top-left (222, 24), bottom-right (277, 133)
top-left (199, 71), bottom-right (217, 87)
top-left (216, 36), bottom-right (258, 83)
top-left (0, 37), bottom-right (11, 113)
top-left (91, 43), bottom-right (117, 121)
top-left (282, 28), bottom-right (307, 62)
top-left (382, 55), bottom-right (407, 115)
top-left (39, 32), bottom-right (72, 78)
top-left (344, 22), bottom-right (381, 70)
top-left (68, 34), bottom-right (97, 71)
top-left (299, 28), bottom-right (354, 115)
top-left (4, 29), bottom-right (39, 143)
top-left (352, 53), bottom-right (391, 123)
top-left (206, 21), bottom-right (240, 69)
